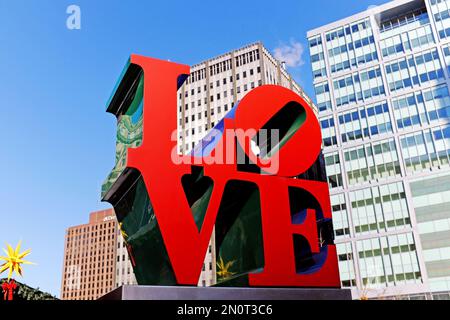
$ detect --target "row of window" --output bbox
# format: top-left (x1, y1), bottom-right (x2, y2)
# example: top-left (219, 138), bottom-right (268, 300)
top-left (324, 139), bottom-right (402, 190)
top-left (333, 67), bottom-right (385, 108)
top-left (183, 105), bottom-right (230, 137)
top-left (380, 24), bottom-right (434, 58)
top-left (393, 84), bottom-right (450, 130)
top-left (337, 233), bottom-right (421, 288)
top-left (325, 124), bottom-right (450, 193)
top-left (350, 182), bottom-right (410, 236)
top-left (385, 49), bottom-right (444, 93)
top-left (400, 125), bottom-right (450, 173)
top-left (68, 222), bottom-right (114, 235)
top-left (328, 35), bottom-right (375, 58)
top-left (329, 36), bottom-right (378, 74)
top-left (319, 83), bottom-right (450, 150)
top-left (63, 267), bottom-right (114, 281)
top-left (185, 49), bottom-right (261, 83)
top-left (182, 68), bottom-right (261, 98)
top-left (338, 101), bottom-right (392, 143)
top-left (326, 19), bottom-right (371, 42)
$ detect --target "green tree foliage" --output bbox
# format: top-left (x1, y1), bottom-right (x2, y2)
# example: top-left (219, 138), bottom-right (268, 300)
top-left (0, 278), bottom-right (57, 300)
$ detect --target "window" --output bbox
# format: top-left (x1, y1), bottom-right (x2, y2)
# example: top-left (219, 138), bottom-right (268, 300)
top-left (321, 116), bottom-right (337, 147)
top-left (325, 152), bottom-right (342, 189)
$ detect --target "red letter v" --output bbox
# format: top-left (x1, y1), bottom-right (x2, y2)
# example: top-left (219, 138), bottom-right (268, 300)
top-left (126, 55), bottom-right (222, 285)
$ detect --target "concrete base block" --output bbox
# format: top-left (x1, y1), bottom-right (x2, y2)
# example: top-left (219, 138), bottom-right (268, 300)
top-left (100, 285), bottom-right (352, 300)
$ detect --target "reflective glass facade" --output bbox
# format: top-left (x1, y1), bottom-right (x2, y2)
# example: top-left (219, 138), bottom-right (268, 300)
top-left (308, 0), bottom-right (450, 299)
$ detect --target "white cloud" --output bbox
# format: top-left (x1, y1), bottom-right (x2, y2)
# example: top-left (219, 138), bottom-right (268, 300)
top-left (273, 40), bottom-right (305, 68)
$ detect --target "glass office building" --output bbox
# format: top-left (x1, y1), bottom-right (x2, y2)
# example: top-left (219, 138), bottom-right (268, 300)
top-left (308, 0), bottom-right (450, 299)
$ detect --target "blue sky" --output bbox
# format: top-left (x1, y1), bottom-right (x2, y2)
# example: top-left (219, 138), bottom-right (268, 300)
top-left (0, 0), bottom-right (388, 296)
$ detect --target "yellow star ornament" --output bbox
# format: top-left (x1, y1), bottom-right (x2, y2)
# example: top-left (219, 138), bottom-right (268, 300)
top-left (119, 222), bottom-right (128, 240)
top-left (0, 241), bottom-right (34, 281)
top-left (216, 256), bottom-right (236, 280)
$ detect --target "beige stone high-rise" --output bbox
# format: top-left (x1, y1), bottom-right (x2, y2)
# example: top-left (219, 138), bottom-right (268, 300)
top-left (60, 209), bottom-right (136, 300)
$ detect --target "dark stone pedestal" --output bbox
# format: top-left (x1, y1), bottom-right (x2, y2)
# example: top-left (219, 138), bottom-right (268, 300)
top-left (100, 285), bottom-right (352, 300)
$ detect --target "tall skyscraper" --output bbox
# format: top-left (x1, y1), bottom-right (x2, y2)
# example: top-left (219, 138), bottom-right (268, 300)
top-left (308, 0), bottom-right (450, 299)
top-left (177, 42), bottom-right (316, 286)
top-left (61, 209), bottom-right (136, 300)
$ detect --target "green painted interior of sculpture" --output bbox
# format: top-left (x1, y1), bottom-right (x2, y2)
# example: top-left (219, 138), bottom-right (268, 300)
top-left (214, 180), bottom-right (264, 285)
top-left (101, 72), bottom-right (144, 199)
top-left (105, 58), bottom-right (131, 111)
top-left (253, 101), bottom-right (306, 160)
top-left (181, 166), bottom-right (214, 232)
top-left (114, 175), bottom-right (178, 285)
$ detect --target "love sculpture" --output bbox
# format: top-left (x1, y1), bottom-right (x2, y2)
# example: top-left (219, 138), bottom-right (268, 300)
top-left (102, 55), bottom-right (340, 288)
